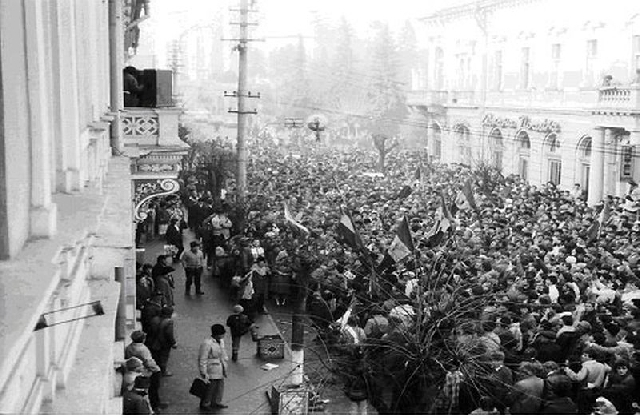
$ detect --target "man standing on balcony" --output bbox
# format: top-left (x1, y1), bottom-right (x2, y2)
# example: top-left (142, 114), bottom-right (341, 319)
top-left (123, 66), bottom-right (144, 107)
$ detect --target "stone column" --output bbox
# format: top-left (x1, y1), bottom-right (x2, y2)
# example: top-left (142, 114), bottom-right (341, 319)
top-left (51, 0), bottom-right (83, 192)
top-left (25, 0), bottom-right (56, 237)
top-left (108, 0), bottom-right (124, 153)
top-left (588, 127), bottom-right (605, 206)
top-left (602, 128), bottom-right (620, 199)
top-left (155, 108), bottom-right (184, 147)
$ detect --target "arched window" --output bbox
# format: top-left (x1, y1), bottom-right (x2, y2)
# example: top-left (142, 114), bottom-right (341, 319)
top-left (577, 136), bottom-right (592, 190)
top-left (545, 133), bottom-right (561, 185)
top-left (432, 123), bottom-right (442, 160)
top-left (488, 127), bottom-right (504, 169)
top-left (546, 133), bottom-right (560, 153)
top-left (455, 124), bottom-right (472, 165)
top-left (515, 130), bottom-right (531, 180)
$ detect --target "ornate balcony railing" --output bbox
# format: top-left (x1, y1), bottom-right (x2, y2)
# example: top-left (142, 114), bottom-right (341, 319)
top-left (409, 85), bottom-right (640, 113)
top-left (595, 86), bottom-right (640, 112)
top-left (121, 107), bottom-right (185, 149)
top-left (407, 90), bottom-right (449, 107)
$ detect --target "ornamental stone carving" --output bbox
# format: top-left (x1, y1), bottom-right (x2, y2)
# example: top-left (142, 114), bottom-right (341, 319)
top-left (133, 178), bottom-right (181, 222)
top-left (122, 115), bottom-right (159, 137)
top-left (483, 113), bottom-right (561, 133)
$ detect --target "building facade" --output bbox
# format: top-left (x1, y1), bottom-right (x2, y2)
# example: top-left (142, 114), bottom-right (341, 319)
top-left (0, 0), bottom-right (187, 414)
top-left (409, 0), bottom-right (640, 205)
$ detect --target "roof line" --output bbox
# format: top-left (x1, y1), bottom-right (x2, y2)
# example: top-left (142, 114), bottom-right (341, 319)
top-left (419, 0), bottom-right (539, 24)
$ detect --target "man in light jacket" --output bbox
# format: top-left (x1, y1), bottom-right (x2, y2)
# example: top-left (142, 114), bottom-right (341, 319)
top-left (198, 324), bottom-right (229, 411)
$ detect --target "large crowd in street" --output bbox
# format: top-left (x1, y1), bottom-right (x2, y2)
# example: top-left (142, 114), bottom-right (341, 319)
top-left (126, 138), bottom-right (640, 414)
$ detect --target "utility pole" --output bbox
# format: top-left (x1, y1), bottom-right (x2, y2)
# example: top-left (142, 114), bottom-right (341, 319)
top-left (167, 39), bottom-right (183, 106)
top-left (475, 0), bottom-right (489, 165)
top-left (226, 0), bottom-right (259, 230)
top-left (284, 117), bottom-right (304, 146)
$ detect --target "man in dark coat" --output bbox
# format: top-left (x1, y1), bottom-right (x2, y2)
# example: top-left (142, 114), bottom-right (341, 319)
top-left (123, 376), bottom-right (153, 414)
top-left (226, 305), bottom-right (252, 362)
top-left (165, 218), bottom-right (184, 261)
top-left (147, 306), bottom-right (177, 377)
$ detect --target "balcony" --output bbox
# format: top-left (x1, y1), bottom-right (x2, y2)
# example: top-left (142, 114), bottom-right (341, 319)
top-left (485, 89), bottom-right (599, 109)
top-left (595, 85), bottom-right (640, 113)
top-left (121, 107), bottom-right (189, 180)
top-left (409, 85), bottom-right (640, 114)
top-left (407, 90), bottom-right (449, 108)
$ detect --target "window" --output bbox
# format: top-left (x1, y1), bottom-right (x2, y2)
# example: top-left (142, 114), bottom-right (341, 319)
top-left (521, 47), bottom-right (530, 89)
top-left (549, 160), bottom-right (562, 185)
top-left (435, 48), bottom-right (444, 90)
top-left (621, 146), bottom-right (634, 179)
top-left (552, 43), bottom-right (562, 61)
top-left (493, 151), bottom-right (503, 170)
top-left (633, 35), bottom-right (640, 72)
top-left (519, 158), bottom-right (529, 181)
top-left (547, 134), bottom-right (560, 153)
top-left (550, 44), bottom-right (561, 89)
top-left (432, 125), bottom-right (442, 160)
top-left (458, 55), bottom-right (465, 89)
top-left (585, 40), bottom-right (598, 86)
top-left (587, 39), bottom-right (598, 58)
top-left (494, 50), bottom-right (503, 90)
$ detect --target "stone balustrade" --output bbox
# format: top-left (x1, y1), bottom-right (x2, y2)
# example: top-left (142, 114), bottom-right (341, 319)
top-left (407, 90), bottom-right (449, 107)
top-left (409, 86), bottom-right (640, 112)
top-left (596, 85), bottom-right (640, 111)
top-left (121, 107), bottom-right (185, 149)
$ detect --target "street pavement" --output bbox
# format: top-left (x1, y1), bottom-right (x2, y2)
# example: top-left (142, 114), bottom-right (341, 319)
top-left (138, 231), bottom-right (374, 415)
top-left (139, 233), bottom-right (291, 415)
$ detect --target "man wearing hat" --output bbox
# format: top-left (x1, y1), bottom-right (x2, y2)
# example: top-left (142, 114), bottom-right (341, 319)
top-left (180, 240), bottom-right (205, 295)
top-left (226, 305), bottom-right (253, 362)
top-left (198, 324), bottom-right (229, 411)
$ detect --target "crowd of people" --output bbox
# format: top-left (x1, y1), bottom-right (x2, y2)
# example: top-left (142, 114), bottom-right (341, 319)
top-left (126, 135), bottom-right (640, 414)
top-left (233, 140), bottom-right (640, 414)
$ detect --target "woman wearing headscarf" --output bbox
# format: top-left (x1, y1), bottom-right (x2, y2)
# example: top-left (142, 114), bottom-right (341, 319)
top-left (271, 249), bottom-right (291, 306)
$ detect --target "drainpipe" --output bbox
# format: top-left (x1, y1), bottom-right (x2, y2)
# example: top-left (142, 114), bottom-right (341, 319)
top-left (109, 0), bottom-right (124, 153)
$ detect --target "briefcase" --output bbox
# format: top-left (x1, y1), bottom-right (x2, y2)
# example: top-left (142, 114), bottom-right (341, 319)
top-left (257, 335), bottom-right (285, 360)
top-left (189, 377), bottom-right (208, 399)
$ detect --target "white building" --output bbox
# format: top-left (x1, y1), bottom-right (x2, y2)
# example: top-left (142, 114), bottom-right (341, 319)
top-left (0, 0), bottom-right (187, 413)
top-left (409, 0), bottom-right (640, 205)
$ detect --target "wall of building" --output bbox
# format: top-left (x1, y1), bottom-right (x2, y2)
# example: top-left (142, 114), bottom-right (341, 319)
top-left (0, 0), bottom-right (135, 414)
top-left (0, 0), bottom-right (33, 258)
top-left (414, 0), bottom-right (640, 201)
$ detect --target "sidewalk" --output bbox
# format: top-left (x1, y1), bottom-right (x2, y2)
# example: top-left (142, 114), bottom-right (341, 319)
top-left (138, 233), bottom-right (293, 415)
top-left (138, 231), bottom-right (373, 415)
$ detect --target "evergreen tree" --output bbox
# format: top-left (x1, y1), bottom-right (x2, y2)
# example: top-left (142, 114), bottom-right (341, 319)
top-left (365, 21), bottom-right (407, 139)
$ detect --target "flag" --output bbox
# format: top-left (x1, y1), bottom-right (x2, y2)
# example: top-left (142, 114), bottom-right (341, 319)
top-left (336, 210), bottom-right (366, 252)
top-left (451, 200), bottom-right (459, 219)
top-left (376, 252), bottom-right (396, 273)
top-left (440, 192), bottom-right (454, 222)
top-left (461, 179), bottom-right (478, 211)
top-left (599, 200), bottom-right (611, 226)
top-left (397, 185), bottom-right (413, 200)
top-left (284, 202), bottom-right (309, 235)
top-left (425, 198), bottom-right (452, 247)
top-left (455, 190), bottom-right (470, 211)
top-left (587, 201), bottom-right (611, 242)
top-left (388, 214), bottom-right (415, 262)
